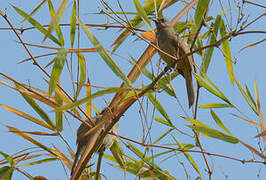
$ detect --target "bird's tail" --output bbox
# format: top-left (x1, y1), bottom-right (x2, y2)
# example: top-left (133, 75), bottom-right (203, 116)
top-left (185, 73), bottom-right (195, 108)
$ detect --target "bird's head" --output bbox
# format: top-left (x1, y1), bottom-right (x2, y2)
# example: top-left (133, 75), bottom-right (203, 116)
top-left (153, 17), bottom-right (171, 29)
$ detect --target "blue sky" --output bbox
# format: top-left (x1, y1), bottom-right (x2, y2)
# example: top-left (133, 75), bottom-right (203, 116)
top-left (0, 0), bottom-right (265, 179)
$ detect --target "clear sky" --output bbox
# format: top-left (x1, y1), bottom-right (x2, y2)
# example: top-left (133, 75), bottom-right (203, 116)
top-left (0, 0), bottom-right (265, 179)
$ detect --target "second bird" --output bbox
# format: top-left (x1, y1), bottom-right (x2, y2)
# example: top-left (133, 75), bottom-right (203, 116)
top-left (154, 17), bottom-right (195, 108)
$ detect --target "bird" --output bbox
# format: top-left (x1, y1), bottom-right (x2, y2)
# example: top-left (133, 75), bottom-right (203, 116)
top-left (70, 108), bottom-right (119, 176)
top-left (153, 17), bottom-right (195, 108)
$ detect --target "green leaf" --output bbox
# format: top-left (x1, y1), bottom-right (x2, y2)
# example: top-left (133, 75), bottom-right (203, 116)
top-left (0, 151), bottom-right (14, 166)
top-left (210, 109), bottom-right (232, 135)
top-left (55, 92), bottom-right (63, 131)
top-left (0, 104), bottom-right (55, 130)
top-left (70, 1), bottom-right (77, 48)
top-left (75, 53), bottom-right (86, 99)
top-left (49, 48), bottom-right (68, 95)
top-left (155, 117), bottom-right (173, 127)
top-left (194, 73), bottom-right (229, 103)
top-left (43, 0), bottom-right (69, 42)
top-left (147, 93), bottom-right (172, 126)
top-left (128, 143), bottom-right (160, 169)
top-left (78, 18), bottom-right (133, 88)
top-left (153, 128), bottom-right (174, 144)
top-left (133, 0), bottom-right (152, 30)
top-left (235, 78), bottom-right (258, 115)
top-left (15, 84), bottom-right (55, 128)
top-left (54, 87), bottom-right (132, 111)
top-left (201, 14), bottom-right (221, 73)
top-left (47, 0), bottom-right (65, 46)
top-left (21, 157), bottom-right (58, 166)
top-left (172, 136), bottom-right (201, 174)
top-left (12, 5), bottom-right (61, 45)
top-left (20, 0), bottom-right (48, 23)
top-left (6, 126), bottom-right (56, 156)
top-left (220, 18), bottom-right (234, 85)
top-left (187, 125), bottom-right (239, 144)
top-left (192, 0), bottom-right (210, 34)
top-left (200, 103), bottom-right (233, 108)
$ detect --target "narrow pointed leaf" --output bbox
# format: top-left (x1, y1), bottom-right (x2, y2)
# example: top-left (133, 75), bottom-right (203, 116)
top-left (155, 117), bottom-right (173, 127)
top-left (192, 0), bottom-right (210, 34)
top-left (43, 0), bottom-right (68, 42)
top-left (210, 109), bottom-right (232, 135)
top-left (21, 158), bottom-right (58, 166)
top-left (148, 93), bottom-right (172, 126)
top-left (15, 84), bottom-right (55, 128)
top-left (55, 92), bottom-right (63, 131)
top-left (153, 128), bottom-right (174, 144)
top-left (54, 87), bottom-right (131, 111)
top-left (49, 48), bottom-right (68, 95)
top-left (12, 5), bottom-right (61, 45)
top-left (20, 0), bottom-right (48, 23)
top-left (201, 14), bottom-right (221, 72)
top-left (70, 1), bottom-right (76, 48)
top-left (78, 18), bottom-right (133, 88)
top-left (194, 73), bottom-right (228, 102)
top-left (0, 104), bottom-right (54, 130)
top-left (188, 125), bottom-right (239, 144)
top-left (5, 126), bottom-right (56, 155)
top-left (172, 136), bottom-right (201, 174)
top-left (0, 151), bottom-right (14, 166)
top-left (220, 19), bottom-right (234, 85)
top-left (235, 78), bottom-right (258, 115)
top-left (47, 0), bottom-right (64, 45)
top-left (133, 0), bottom-right (152, 30)
top-left (75, 53), bottom-right (86, 99)
top-left (200, 103), bottom-right (233, 108)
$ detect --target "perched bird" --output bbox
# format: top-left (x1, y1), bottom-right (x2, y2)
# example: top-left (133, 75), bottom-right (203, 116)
top-left (71, 108), bottom-right (119, 175)
top-left (153, 17), bottom-right (195, 108)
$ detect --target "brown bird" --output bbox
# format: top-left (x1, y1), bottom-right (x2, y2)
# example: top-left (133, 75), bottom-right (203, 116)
top-left (71, 108), bottom-right (119, 176)
top-left (153, 17), bottom-right (195, 107)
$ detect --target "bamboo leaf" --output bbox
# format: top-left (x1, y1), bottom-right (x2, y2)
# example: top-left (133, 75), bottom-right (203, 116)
top-left (147, 93), bottom-right (172, 126)
top-left (5, 126), bottom-right (56, 156)
top-left (47, 0), bottom-right (65, 46)
top-left (201, 14), bottom-right (221, 73)
top-left (188, 125), bottom-right (239, 144)
top-left (75, 53), bottom-right (86, 99)
top-left (210, 109), bottom-right (232, 135)
top-left (0, 151), bottom-right (14, 166)
top-left (133, 0), bottom-right (152, 30)
top-left (235, 78), bottom-right (258, 115)
top-left (220, 18), bottom-right (234, 85)
top-left (21, 158), bottom-right (58, 166)
top-left (153, 128), bottom-right (174, 144)
top-left (78, 18), bottom-right (133, 88)
top-left (43, 0), bottom-right (68, 42)
top-left (70, 0), bottom-right (76, 48)
top-left (12, 5), bottom-right (61, 45)
top-left (15, 84), bottom-right (55, 128)
top-left (54, 87), bottom-right (132, 111)
top-left (194, 73), bottom-right (229, 102)
top-left (0, 104), bottom-right (55, 130)
top-left (20, 0), bottom-right (48, 23)
top-left (155, 117), bottom-right (173, 127)
top-left (55, 92), bottom-right (63, 131)
top-left (49, 48), bottom-right (68, 95)
top-left (200, 103), bottom-right (233, 108)
top-left (192, 0), bottom-right (210, 34)
top-left (172, 136), bottom-right (201, 174)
